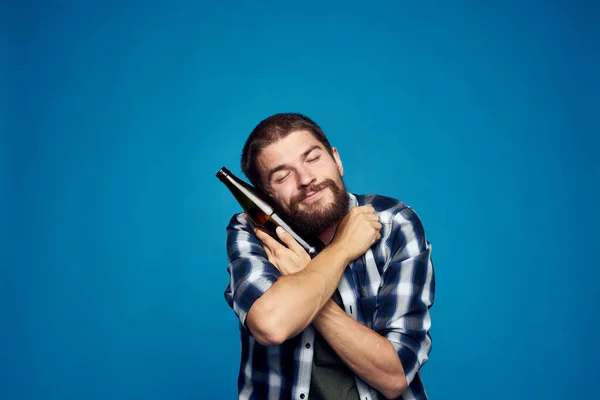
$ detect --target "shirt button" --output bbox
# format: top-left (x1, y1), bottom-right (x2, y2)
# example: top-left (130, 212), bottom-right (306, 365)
top-left (300, 394), bottom-right (306, 399)
top-left (305, 343), bottom-right (311, 349)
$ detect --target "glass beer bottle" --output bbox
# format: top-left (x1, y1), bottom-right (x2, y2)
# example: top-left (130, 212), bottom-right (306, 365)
top-left (216, 167), bottom-right (324, 258)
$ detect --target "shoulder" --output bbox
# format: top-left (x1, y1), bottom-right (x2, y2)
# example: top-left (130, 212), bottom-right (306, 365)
top-left (225, 212), bottom-right (259, 258)
top-left (354, 193), bottom-right (428, 249)
top-left (226, 212), bottom-right (252, 231)
top-left (226, 212), bottom-right (254, 242)
top-left (355, 193), bottom-right (406, 210)
top-left (354, 193), bottom-right (416, 224)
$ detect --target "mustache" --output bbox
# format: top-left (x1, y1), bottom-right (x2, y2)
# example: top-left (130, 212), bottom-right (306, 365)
top-left (290, 178), bottom-right (338, 211)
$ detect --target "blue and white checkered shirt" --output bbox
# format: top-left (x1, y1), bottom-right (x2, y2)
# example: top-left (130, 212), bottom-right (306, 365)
top-left (224, 193), bottom-right (435, 400)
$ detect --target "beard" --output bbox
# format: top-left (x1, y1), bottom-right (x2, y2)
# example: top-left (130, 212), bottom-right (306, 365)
top-left (282, 176), bottom-right (350, 238)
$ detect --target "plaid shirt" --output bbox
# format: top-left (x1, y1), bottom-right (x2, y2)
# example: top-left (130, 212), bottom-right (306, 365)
top-left (224, 193), bottom-right (435, 400)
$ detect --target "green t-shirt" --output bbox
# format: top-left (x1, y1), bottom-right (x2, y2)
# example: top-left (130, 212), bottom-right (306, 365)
top-left (309, 290), bottom-right (360, 400)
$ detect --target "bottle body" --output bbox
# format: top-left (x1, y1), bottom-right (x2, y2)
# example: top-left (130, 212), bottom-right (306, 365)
top-left (216, 167), bottom-right (324, 257)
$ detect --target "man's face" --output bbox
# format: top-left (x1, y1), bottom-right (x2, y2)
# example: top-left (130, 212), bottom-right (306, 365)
top-left (257, 130), bottom-right (349, 237)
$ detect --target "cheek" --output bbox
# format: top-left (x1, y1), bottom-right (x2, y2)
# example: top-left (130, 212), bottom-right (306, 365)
top-left (270, 186), bottom-right (294, 209)
top-left (283, 190), bottom-right (297, 208)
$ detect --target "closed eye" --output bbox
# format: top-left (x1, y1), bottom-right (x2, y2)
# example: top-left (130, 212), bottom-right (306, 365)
top-left (307, 155), bottom-right (321, 163)
top-left (274, 172), bottom-right (290, 184)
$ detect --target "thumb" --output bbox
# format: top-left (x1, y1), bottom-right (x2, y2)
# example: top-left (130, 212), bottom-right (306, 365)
top-left (276, 226), bottom-right (289, 242)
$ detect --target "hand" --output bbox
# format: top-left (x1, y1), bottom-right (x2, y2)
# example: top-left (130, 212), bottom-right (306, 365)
top-left (331, 205), bottom-right (382, 261)
top-left (254, 227), bottom-right (311, 275)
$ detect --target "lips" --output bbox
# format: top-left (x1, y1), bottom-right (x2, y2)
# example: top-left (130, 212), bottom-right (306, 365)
top-left (301, 186), bottom-right (326, 203)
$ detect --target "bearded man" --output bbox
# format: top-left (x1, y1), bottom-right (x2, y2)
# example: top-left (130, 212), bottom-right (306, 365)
top-left (224, 113), bottom-right (436, 400)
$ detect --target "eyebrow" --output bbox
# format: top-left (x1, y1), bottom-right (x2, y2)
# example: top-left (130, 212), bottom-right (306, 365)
top-left (267, 145), bottom-right (322, 183)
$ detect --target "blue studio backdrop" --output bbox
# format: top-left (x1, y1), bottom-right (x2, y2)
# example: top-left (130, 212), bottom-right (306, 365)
top-left (4, 1), bottom-right (599, 399)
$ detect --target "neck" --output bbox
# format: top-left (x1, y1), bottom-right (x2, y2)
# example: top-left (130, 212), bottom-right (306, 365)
top-left (318, 224), bottom-right (339, 245)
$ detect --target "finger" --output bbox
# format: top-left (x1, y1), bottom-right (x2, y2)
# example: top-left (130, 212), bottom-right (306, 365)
top-left (263, 244), bottom-right (274, 261)
top-left (365, 213), bottom-right (380, 222)
top-left (254, 228), bottom-right (281, 250)
top-left (254, 229), bottom-right (279, 264)
top-left (350, 205), bottom-right (371, 216)
top-left (360, 204), bottom-right (375, 214)
top-left (253, 228), bottom-right (270, 251)
top-left (370, 220), bottom-right (382, 229)
top-left (276, 227), bottom-right (305, 254)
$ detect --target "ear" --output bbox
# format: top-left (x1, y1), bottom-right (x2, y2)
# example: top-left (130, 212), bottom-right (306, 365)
top-left (331, 147), bottom-right (344, 176)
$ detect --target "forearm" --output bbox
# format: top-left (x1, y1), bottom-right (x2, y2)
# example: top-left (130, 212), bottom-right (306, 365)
top-left (247, 243), bottom-right (351, 344)
top-left (313, 300), bottom-right (408, 399)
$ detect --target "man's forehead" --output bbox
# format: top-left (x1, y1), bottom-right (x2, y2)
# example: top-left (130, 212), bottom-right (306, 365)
top-left (257, 130), bottom-right (323, 168)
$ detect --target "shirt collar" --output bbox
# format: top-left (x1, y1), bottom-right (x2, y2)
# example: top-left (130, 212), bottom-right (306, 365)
top-left (347, 192), bottom-right (358, 210)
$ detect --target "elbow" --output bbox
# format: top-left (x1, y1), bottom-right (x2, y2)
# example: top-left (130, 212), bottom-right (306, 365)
top-left (251, 325), bottom-right (288, 346)
top-left (246, 303), bottom-right (289, 346)
top-left (380, 373), bottom-right (408, 399)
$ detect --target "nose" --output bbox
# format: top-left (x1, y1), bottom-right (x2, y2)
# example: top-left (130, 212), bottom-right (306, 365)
top-left (296, 165), bottom-right (316, 188)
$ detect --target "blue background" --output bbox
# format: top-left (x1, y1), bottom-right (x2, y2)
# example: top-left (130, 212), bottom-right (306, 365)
top-left (4, 1), bottom-right (599, 399)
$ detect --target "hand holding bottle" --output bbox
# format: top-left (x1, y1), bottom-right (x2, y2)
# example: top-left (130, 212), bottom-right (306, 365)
top-left (254, 226), bottom-right (311, 275)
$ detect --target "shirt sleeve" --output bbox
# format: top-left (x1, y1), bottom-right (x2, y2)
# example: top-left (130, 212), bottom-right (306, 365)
top-left (223, 213), bottom-right (282, 330)
top-left (372, 206), bottom-right (436, 386)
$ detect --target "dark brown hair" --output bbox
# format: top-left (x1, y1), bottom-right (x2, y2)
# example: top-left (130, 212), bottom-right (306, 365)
top-left (241, 113), bottom-right (333, 191)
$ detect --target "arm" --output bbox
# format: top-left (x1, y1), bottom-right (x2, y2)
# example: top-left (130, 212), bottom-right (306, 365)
top-left (224, 213), bottom-right (353, 344)
top-left (373, 207), bottom-right (434, 390)
top-left (295, 206), bottom-right (434, 398)
top-left (312, 300), bottom-right (407, 399)
top-left (247, 205), bottom-right (382, 345)
top-left (246, 239), bottom-right (350, 345)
